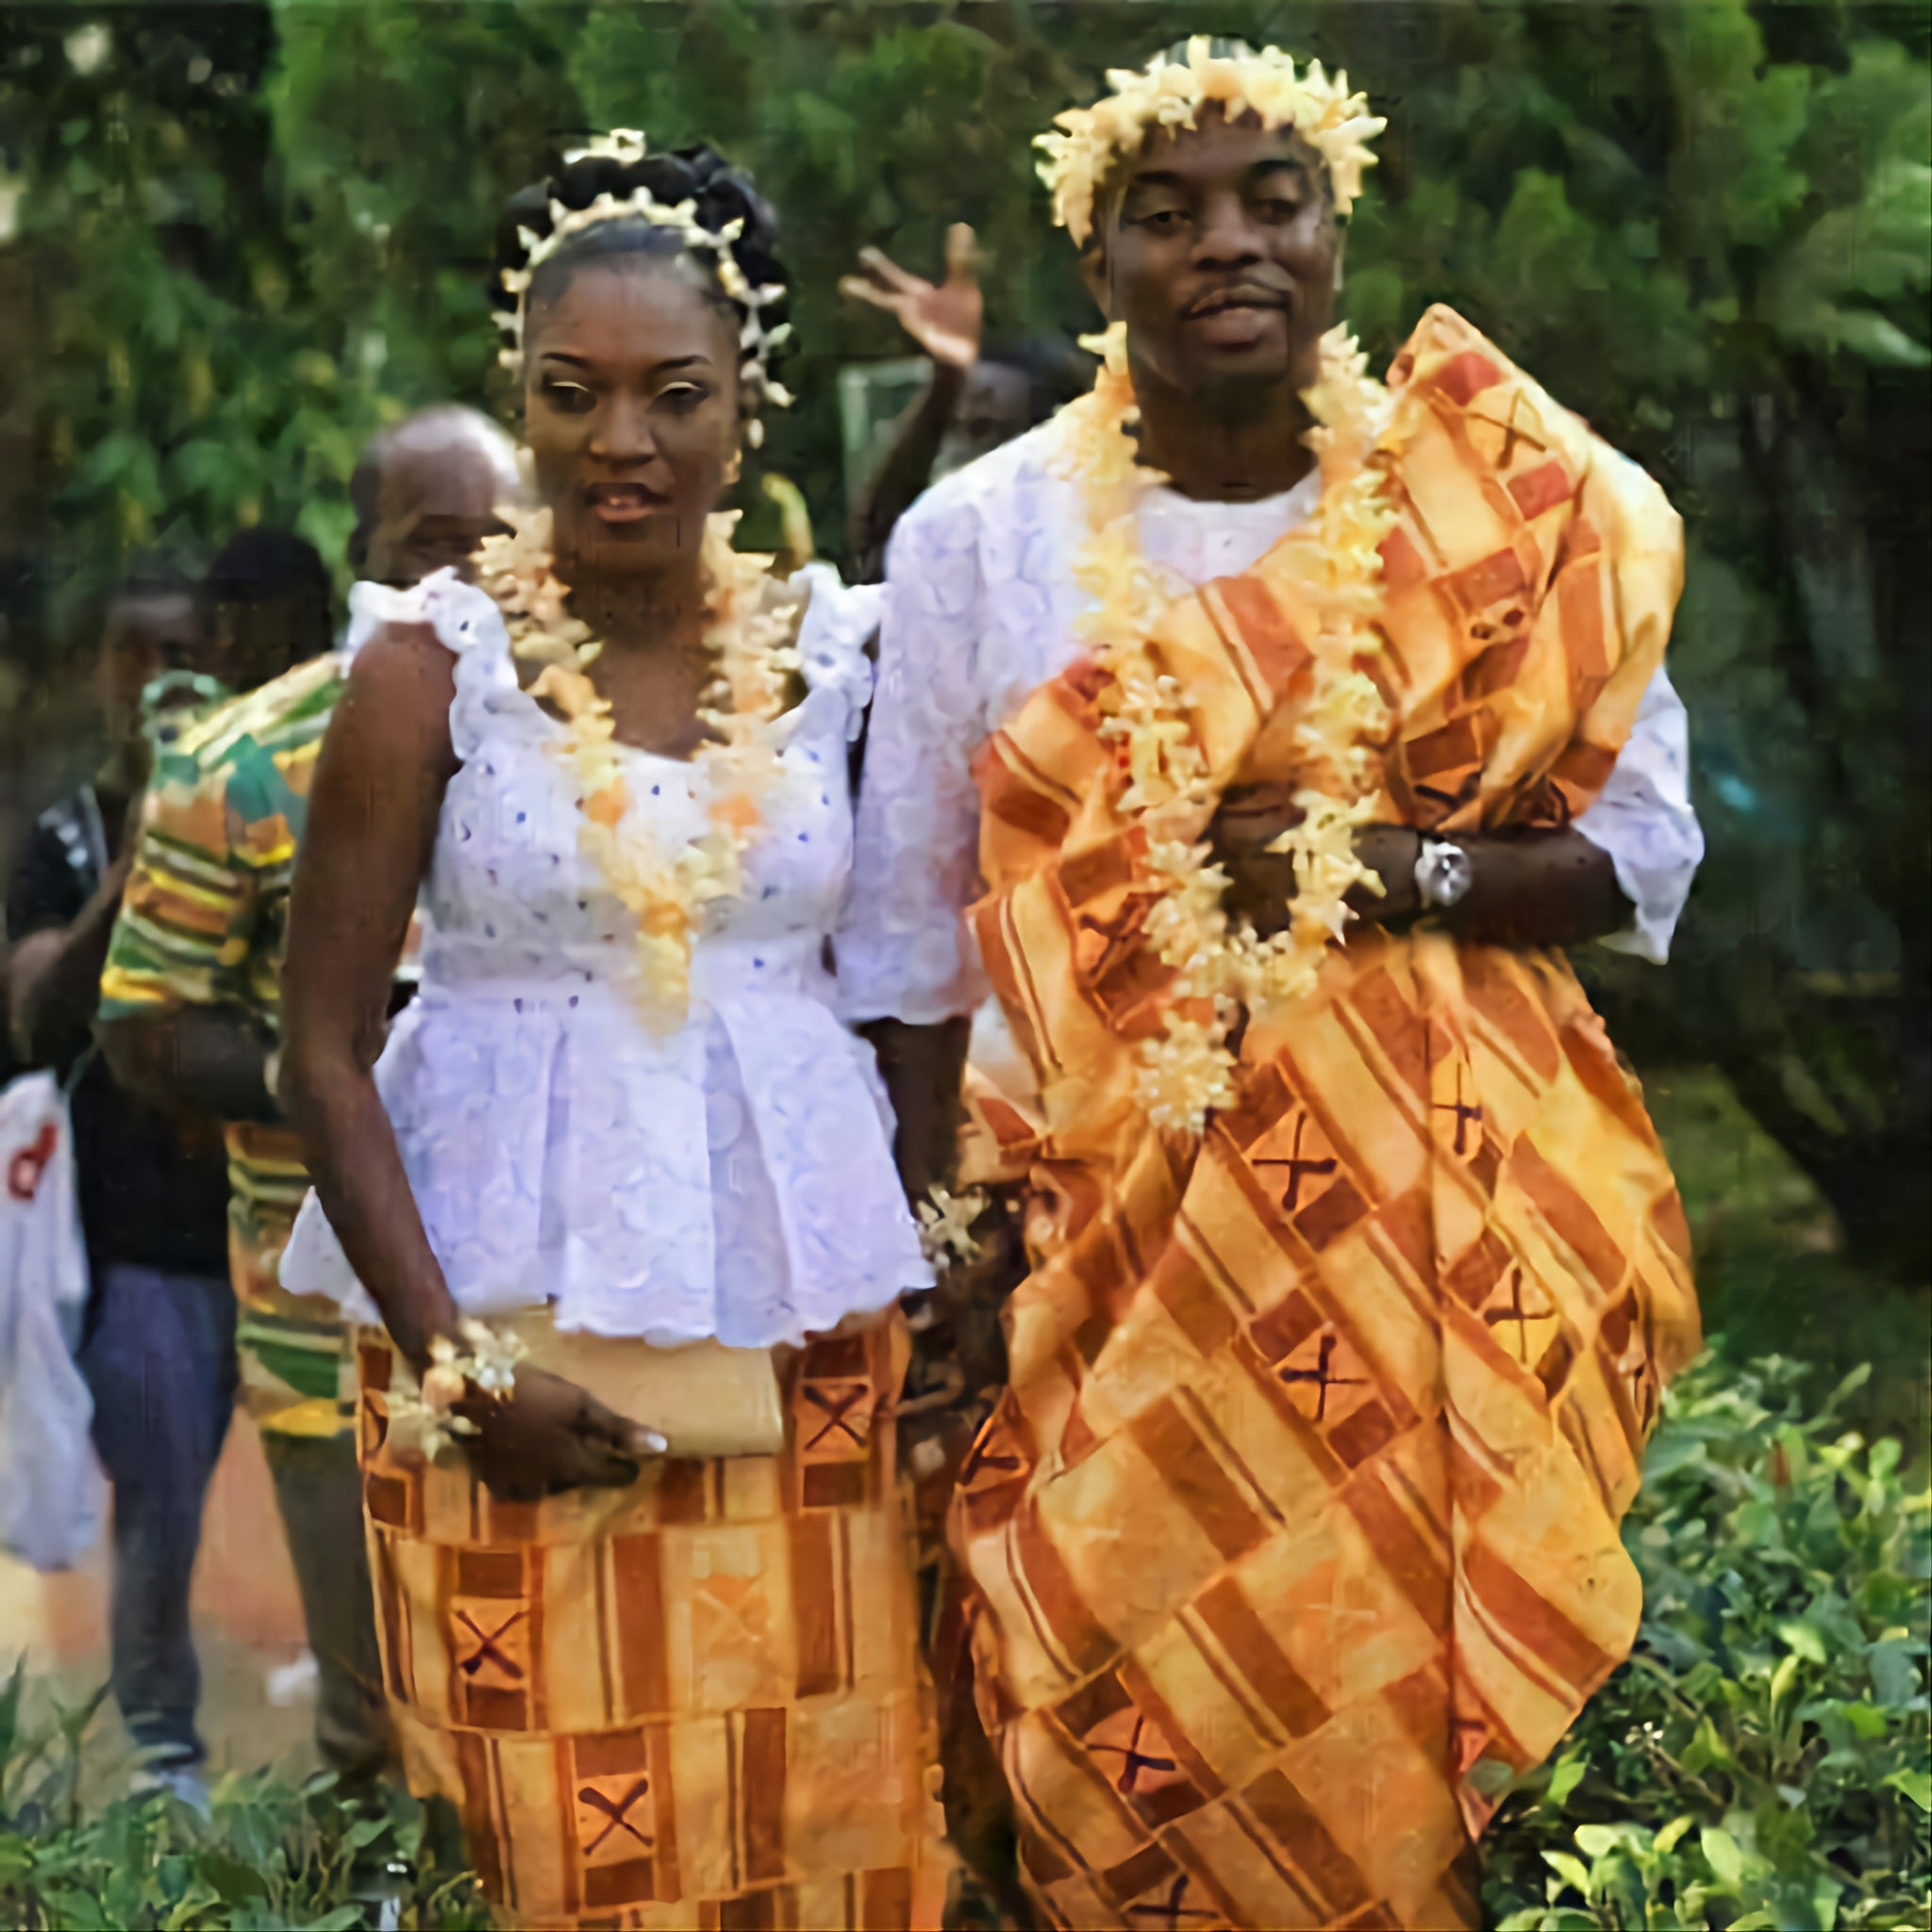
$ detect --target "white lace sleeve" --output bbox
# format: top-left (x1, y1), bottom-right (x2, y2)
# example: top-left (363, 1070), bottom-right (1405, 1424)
top-left (1574, 666), bottom-right (1705, 964)
top-left (791, 561), bottom-right (880, 738)
top-left (342, 578), bottom-right (426, 658)
top-left (838, 494), bottom-right (991, 1024)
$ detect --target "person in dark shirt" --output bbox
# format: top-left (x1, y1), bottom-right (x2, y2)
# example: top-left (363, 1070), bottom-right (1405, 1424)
top-left (8, 569), bottom-right (236, 1274)
top-left (5, 543), bottom-right (317, 1800)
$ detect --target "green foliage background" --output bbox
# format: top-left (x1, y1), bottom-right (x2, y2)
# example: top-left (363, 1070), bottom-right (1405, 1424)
top-left (0, 11), bottom-right (1926, 1915)
top-left (1483, 1353), bottom-right (1929, 1931)
top-left (0, 0), bottom-right (1927, 1371)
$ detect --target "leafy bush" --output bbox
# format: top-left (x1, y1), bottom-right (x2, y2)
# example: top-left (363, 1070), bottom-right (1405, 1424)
top-left (0, 1665), bottom-right (487, 1932)
top-left (1484, 1354), bottom-right (1931, 1931)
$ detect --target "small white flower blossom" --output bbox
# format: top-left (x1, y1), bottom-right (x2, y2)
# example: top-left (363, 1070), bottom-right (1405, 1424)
top-left (918, 1187), bottom-right (989, 1272)
top-left (385, 1324), bottom-right (525, 1462)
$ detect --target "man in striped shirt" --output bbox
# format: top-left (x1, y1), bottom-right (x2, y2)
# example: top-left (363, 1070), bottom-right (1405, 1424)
top-left (99, 408), bottom-right (522, 1783)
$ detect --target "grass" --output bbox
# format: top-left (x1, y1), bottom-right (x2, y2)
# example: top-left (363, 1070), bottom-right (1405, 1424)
top-left (1643, 1065), bottom-right (1930, 1452)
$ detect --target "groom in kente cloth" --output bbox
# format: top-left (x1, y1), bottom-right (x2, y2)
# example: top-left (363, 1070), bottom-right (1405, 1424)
top-left (843, 38), bottom-right (1704, 1932)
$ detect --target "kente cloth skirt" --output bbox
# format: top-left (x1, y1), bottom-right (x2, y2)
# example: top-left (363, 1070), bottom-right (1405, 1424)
top-left (353, 1313), bottom-right (950, 1930)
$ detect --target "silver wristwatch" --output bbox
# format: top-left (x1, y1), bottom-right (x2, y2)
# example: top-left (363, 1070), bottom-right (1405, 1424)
top-left (1413, 837), bottom-right (1475, 912)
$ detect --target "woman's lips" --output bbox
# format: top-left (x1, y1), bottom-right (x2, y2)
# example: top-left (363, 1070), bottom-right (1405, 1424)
top-left (585, 483), bottom-right (664, 526)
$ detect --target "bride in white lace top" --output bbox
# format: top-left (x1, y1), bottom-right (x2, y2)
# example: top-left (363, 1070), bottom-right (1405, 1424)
top-left (278, 559), bottom-right (924, 1347)
top-left (275, 144), bottom-right (931, 1499)
top-left (272, 141), bottom-right (949, 1930)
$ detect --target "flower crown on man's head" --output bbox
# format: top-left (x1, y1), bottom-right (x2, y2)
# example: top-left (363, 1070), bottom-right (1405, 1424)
top-left (1037, 37), bottom-right (1385, 248)
top-left (493, 130), bottom-right (793, 444)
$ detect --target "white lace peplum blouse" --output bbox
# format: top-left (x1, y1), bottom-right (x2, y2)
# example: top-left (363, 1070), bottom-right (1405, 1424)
top-left (279, 564), bottom-right (932, 1346)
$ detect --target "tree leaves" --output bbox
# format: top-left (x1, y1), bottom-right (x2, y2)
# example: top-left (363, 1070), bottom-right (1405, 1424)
top-left (1766, 147), bottom-right (1932, 366)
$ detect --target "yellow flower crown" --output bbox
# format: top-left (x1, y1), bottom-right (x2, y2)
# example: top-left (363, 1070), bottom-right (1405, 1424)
top-left (1037, 37), bottom-right (1385, 247)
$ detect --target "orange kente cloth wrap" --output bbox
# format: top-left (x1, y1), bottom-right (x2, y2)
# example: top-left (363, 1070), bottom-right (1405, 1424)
top-left (947, 308), bottom-right (1703, 1931)
top-left (357, 1319), bottom-right (950, 1931)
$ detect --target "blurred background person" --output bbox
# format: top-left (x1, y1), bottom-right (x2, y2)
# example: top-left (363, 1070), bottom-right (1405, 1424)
top-left (6, 563), bottom-right (251, 1804)
top-left (192, 529), bottom-right (337, 703)
top-left (97, 408), bottom-right (521, 1790)
top-left (841, 224), bottom-right (1085, 582)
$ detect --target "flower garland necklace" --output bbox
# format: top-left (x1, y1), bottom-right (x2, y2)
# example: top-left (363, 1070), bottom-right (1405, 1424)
top-left (475, 505), bottom-right (799, 1029)
top-left (1048, 319), bottom-right (1396, 1136)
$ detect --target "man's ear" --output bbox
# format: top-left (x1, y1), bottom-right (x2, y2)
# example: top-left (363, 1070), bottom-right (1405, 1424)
top-left (1078, 235), bottom-right (1114, 321)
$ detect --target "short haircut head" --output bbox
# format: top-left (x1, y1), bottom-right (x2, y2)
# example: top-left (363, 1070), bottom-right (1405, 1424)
top-left (202, 527), bottom-right (334, 672)
top-left (347, 408), bottom-right (521, 576)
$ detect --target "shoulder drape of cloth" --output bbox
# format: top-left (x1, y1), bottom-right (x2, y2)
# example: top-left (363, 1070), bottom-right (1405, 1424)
top-left (949, 308), bottom-right (1703, 1931)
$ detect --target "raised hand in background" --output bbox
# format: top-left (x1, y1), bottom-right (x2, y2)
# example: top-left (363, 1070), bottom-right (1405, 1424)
top-left (841, 223), bottom-right (983, 371)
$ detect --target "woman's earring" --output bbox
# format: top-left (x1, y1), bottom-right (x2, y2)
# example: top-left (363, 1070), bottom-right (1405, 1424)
top-left (724, 446), bottom-right (744, 486)
top-left (516, 443), bottom-right (538, 494)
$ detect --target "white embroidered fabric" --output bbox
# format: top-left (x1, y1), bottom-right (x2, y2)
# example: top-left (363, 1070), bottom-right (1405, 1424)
top-left (840, 422), bottom-right (1706, 1026)
top-left (280, 563), bottom-right (933, 1345)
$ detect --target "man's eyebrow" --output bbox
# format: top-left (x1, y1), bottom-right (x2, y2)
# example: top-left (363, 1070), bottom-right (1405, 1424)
top-left (1122, 157), bottom-right (1311, 196)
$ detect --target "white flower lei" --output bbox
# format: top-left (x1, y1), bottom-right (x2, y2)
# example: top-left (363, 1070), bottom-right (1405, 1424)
top-left (475, 505), bottom-right (799, 1031)
top-left (1047, 320), bottom-right (1396, 1137)
top-left (917, 1184), bottom-right (990, 1272)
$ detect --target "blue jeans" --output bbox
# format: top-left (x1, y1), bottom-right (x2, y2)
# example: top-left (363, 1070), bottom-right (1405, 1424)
top-left (78, 1261), bottom-right (238, 1769)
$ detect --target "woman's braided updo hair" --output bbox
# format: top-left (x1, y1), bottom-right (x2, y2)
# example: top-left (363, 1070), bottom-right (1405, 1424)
top-left (493, 136), bottom-right (793, 443)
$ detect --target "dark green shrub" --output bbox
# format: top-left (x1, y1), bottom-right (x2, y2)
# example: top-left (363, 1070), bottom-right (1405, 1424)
top-left (1485, 1354), bottom-right (1931, 1931)
top-left (0, 1669), bottom-right (488, 1932)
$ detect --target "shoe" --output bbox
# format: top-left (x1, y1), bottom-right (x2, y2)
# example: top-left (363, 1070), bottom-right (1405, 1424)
top-left (129, 1760), bottom-right (211, 1818)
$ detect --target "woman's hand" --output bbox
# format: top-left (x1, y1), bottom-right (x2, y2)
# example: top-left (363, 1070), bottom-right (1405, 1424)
top-left (462, 1366), bottom-right (667, 1504)
top-left (840, 225), bottom-right (983, 371)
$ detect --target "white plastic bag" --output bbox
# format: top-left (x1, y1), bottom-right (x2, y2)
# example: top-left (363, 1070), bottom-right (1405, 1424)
top-left (0, 1071), bottom-right (106, 1571)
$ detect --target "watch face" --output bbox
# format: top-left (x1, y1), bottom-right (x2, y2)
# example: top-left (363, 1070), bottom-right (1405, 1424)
top-left (1420, 841), bottom-right (1474, 908)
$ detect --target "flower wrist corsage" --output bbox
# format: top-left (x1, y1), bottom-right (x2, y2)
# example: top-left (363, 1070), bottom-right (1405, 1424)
top-left (916, 1184), bottom-right (990, 1274)
top-left (389, 1320), bottom-right (527, 1459)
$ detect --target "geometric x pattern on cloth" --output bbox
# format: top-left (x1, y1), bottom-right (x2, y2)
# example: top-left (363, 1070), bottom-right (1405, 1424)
top-left (953, 308), bottom-right (1703, 1930)
top-left (357, 1316), bottom-right (949, 1929)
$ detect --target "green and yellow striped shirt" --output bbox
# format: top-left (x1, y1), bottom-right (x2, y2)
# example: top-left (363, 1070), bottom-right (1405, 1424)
top-left (101, 653), bottom-right (358, 1436)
